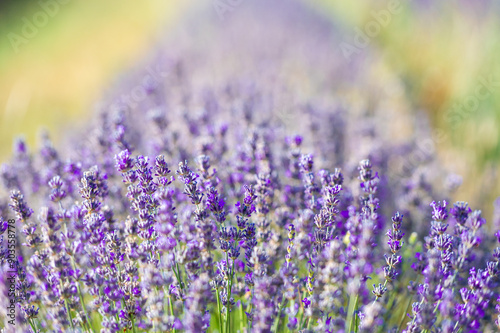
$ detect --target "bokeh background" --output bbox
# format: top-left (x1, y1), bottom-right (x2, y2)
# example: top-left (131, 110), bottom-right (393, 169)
top-left (1, 0), bottom-right (499, 217)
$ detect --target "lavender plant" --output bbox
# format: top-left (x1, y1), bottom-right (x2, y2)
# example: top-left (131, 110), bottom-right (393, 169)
top-left (0, 0), bottom-right (499, 332)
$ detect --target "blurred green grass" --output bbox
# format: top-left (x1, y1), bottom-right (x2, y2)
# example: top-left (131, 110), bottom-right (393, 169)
top-left (313, 0), bottom-right (500, 216)
top-left (0, 0), bottom-right (188, 159)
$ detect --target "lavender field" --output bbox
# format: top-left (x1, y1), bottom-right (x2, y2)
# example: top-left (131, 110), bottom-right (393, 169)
top-left (1, 1), bottom-right (499, 332)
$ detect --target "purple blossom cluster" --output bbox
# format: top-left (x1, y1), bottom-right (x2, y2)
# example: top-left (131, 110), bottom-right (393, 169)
top-left (0, 1), bottom-right (499, 332)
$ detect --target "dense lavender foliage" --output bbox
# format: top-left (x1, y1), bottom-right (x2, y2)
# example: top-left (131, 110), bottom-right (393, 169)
top-left (0, 1), bottom-right (499, 332)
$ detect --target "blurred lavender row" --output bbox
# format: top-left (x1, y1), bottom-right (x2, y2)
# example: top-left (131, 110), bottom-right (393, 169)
top-left (0, 1), bottom-right (499, 332)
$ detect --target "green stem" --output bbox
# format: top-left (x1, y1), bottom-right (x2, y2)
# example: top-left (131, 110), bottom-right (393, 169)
top-left (175, 260), bottom-right (184, 291)
top-left (28, 318), bottom-right (37, 332)
top-left (247, 288), bottom-right (255, 331)
top-left (60, 218), bottom-right (78, 332)
top-left (307, 317), bottom-right (313, 330)
top-left (97, 288), bottom-right (104, 321)
top-left (216, 289), bottom-right (223, 332)
top-left (64, 297), bottom-right (75, 332)
top-left (225, 254), bottom-right (234, 333)
top-left (239, 300), bottom-right (244, 333)
top-left (273, 296), bottom-right (287, 333)
top-left (169, 295), bottom-right (176, 333)
top-left (71, 258), bottom-right (94, 333)
top-left (347, 293), bottom-right (359, 333)
top-left (114, 301), bottom-right (120, 326)
top-left (396, 294), bottom-right (413, 332)
top-left (77, 283), bottom-right (93, 333)
top-left (172, 264), bottom-right (181, 285)
top-left (298, 300), bottom-right (305, 329)
top-left (131, 315), bottom-right (137, 333)
top-left (171, 250), bottom-right (184, 296)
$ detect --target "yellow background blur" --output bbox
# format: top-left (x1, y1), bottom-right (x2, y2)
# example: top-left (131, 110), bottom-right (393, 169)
top-left (313, 0), bottom-right (500, 216)
top-left (0, 0), bottom-right (189, 158)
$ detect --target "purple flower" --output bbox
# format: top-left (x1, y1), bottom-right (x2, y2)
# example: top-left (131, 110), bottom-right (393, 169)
top-left (115, 149), bottom-right (135, 173)
top-left (302, 297), bottom-right (311, 308)
top-left (206, 187), bottom-right (226, 224)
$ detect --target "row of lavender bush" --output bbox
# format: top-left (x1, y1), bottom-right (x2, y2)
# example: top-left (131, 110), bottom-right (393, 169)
top-left (1, 1), bottom-right (499, 332)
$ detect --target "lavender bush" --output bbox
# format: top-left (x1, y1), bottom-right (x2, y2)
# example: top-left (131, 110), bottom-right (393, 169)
top-left (0, 1), bottom-right (499, 332)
